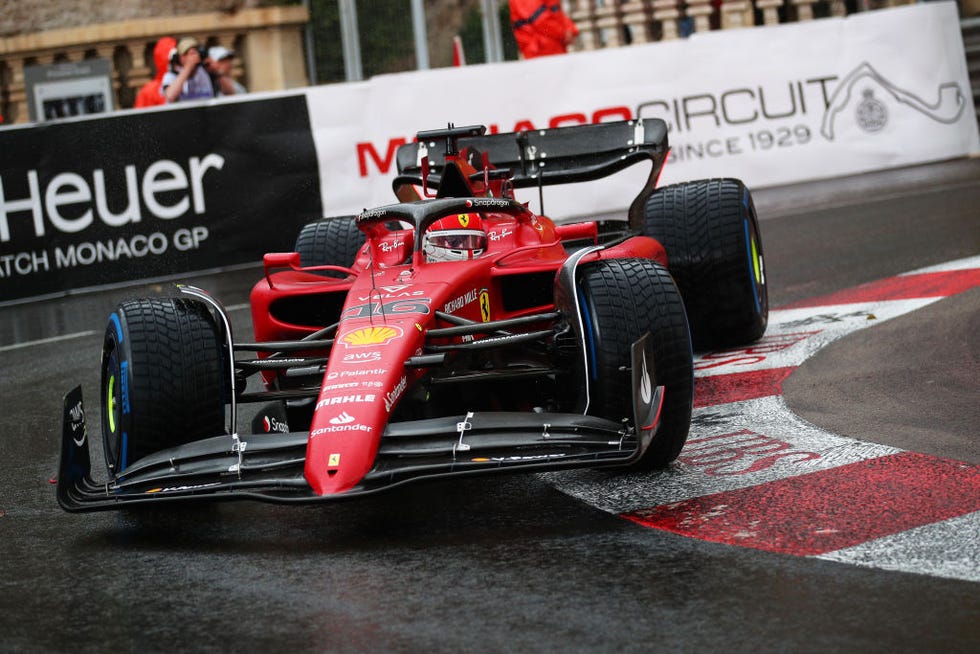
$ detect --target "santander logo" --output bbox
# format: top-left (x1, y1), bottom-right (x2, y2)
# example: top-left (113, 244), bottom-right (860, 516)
top-left (330, 412), bottom-right (355, 425)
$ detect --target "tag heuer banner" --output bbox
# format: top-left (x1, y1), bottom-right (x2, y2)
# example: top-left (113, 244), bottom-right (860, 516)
top-left (0, 95), bottom-right (321, 303)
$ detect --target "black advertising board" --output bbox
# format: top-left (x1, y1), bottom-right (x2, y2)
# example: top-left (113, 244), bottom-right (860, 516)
top-left (0, 95), bottom-right (322, 303)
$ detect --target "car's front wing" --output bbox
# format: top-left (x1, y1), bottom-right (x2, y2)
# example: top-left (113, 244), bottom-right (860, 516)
top-left (57, 385), bottom-right (663, 512)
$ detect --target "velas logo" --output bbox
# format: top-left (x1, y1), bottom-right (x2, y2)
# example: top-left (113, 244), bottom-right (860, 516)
top-left (640, 349), bottom-right (652, 405)
top-left (341, 325), bottom-right (403, 348)
top-left (69, 399), bottom-right (86, 446)
top-left (0, 154), bottom-right (225, 243)
top-left (379, 284), bottom-right (411, 294)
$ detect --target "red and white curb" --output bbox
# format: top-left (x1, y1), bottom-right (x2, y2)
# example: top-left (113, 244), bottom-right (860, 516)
top-left (545, 255), bottom-right (980, 582)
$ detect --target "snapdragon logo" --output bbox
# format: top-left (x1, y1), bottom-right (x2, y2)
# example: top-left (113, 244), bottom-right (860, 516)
top-left (0, 154), bottom-right (224, 243)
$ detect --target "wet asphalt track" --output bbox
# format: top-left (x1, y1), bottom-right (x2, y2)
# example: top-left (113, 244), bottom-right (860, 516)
top-left (0, 157), bottom-right (978, 653)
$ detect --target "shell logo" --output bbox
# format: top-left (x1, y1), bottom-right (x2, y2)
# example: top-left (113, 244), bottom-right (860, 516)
top-left (341, 325), bottom-right (403, 348)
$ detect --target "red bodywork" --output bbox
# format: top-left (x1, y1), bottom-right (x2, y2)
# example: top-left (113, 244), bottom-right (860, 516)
top-left (249, 144), bottom-right (666, 496)
top-left (56, 119), bottom-right (678, 512)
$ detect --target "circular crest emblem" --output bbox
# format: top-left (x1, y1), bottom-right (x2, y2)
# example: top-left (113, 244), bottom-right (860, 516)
top-left (856, 89), bottom-right (887, 133)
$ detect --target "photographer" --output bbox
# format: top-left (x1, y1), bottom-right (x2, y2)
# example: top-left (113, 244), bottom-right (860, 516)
top-left (160, 37), bottom-right (215, 103)
top-left (205, 46), bottom-right (247, 96)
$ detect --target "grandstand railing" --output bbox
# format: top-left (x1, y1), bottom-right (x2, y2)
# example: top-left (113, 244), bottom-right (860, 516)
top-left (565, 0), bottom-right (914, 49)
top-left (0, 1), bottom-right (922, 126)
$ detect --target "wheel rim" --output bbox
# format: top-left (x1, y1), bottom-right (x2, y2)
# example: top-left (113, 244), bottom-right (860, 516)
top-left (106, 373), bottom-right (117, 434)
top-left (744, 217), bottom-right (767, 315)
top-left (102, 345), bottom-right (126, 471)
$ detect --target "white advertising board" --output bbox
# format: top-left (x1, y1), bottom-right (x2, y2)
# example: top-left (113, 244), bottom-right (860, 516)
top-left (307, 2), bottom-right (978, 219)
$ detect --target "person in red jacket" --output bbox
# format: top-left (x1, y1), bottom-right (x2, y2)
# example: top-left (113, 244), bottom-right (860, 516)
top-left (133, 36), bottom-right (177, 109)
top-left (509, 0), bottom-right (579, 59)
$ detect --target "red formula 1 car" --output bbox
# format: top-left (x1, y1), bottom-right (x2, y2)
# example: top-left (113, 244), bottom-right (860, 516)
top-left (58, 119), bottom-right (767, 511)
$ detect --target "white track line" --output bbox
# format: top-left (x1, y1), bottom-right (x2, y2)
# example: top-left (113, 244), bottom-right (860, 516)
top-left (0, 330), bottom-right (97, 353)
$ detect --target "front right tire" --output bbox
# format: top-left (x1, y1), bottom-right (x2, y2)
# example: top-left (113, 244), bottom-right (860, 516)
top-left (644, 178), bottom-right (768, 350)
top-left (101, 298), bottom-right (226, 473)
top-left (294, 216), bottom-right (365, 276)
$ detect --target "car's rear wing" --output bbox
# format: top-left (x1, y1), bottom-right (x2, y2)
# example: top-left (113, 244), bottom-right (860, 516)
top-left (394, 119), bottom-right (669, 229)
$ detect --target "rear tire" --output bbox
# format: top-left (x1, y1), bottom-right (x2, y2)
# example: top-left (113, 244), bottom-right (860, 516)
top-left (101, 298), bottom-right (226, 473)
top-left (644, 178), bottom-right (767, 350)
top-left (578, 259), bottom-right (693, 469)
top-left (294, 216), bottom-right (364, 276)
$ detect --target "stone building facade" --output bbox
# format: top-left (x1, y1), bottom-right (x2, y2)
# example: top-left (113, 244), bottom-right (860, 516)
top-left (0, 1), bottom-right (307, 124)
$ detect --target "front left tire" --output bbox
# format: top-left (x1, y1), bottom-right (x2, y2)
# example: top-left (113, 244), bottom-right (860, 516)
top-left (577, 258), bottom-right (694, 469)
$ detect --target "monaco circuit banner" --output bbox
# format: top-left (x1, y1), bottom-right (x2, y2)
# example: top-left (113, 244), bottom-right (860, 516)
top-left (0, 95), bottom-right (321, 304)
top-left (306, 1), bottom-right (979, 219)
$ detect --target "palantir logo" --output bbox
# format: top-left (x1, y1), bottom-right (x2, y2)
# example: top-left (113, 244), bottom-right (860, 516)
top-left (820, 62), bottom-right (966, 140)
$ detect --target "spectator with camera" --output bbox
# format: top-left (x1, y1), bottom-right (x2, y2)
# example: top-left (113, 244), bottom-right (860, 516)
top-left (205, 46), bottom-right (247, 96)
top-left (161, 37), bottom-right (215, 103)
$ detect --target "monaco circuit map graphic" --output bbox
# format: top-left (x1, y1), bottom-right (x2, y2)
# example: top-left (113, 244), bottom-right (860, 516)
top-left (546, 255), bottom-right (980, 583)
top-left (820, 62), bottom-right (967, 139)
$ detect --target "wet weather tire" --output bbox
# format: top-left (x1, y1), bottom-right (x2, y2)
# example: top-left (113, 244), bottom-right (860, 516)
top-left (101, 298), bottom-right (226, 473)
top-left (644, 178), bottom-right (768, 350)
top-left (294, 216), bottom-right (364, 275)
top-left (578, 259), bottom-right (693, 469)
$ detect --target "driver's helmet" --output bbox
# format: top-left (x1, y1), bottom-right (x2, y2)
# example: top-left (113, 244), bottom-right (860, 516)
top-left (422, 214), bottom-right (487, 262)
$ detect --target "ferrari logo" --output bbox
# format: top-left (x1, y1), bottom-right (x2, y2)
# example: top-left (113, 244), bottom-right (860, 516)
top-left (479, 290), bottom-right (491, 322)
top-left (457, 214), bottom-right (471, 228)
top-left (328, 453), bottom-right (341, 467)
